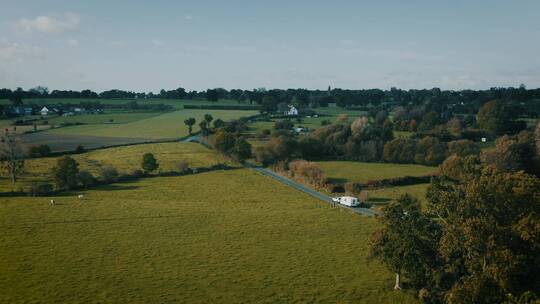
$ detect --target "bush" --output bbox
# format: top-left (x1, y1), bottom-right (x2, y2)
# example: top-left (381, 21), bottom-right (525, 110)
top-left (74, 144), bottom-right (85, 154)
top-left (29, 182), bottom-right (54, 196)
top-left (232, 137), bottom-right (252, 161)
top-left (344, 182), bottom-right (363, 194)
top-left (52, 156), bottom-right (80, 190)
top-left (131, 169), bottom-right (145, 178)
top-left (79, 171), bottom-right (97, 188)
top-left (100, 166), bottom-right (119, 183)
top-left (288, 159), bottom-right (326, 188)
top-left (28, 144), bottom-right (51, 157)
top-left (141, 153), bottom-right (159, 173)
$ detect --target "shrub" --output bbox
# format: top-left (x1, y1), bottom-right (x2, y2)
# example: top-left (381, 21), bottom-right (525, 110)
top-left (131, 169), bottom-right (145, 178)
top-left (74, 144), bottom-right (85, 154)
top-left (141, 153), bottom-right (159, 173)
top-left (288, 160), bottom-right (327, 188)
top-left (28, 144), bottom-right (51, 157)
top-left (29, 182), bottom-right (54, 196)
top-left (79, 171), bottom-right (97, 188)
top-left (52, 156), bottom-right (80, 190)
top-left (344, 182), bottom-right (362, 194)
top-left (100, 166), bottom-right (119, 183)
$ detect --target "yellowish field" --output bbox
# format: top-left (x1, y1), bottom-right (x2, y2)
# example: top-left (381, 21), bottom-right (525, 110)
top-left (0, 169), bottom-right (417, 303)
top-left (45, 109), bottom-right (258, 139)
top-left (0, 142), bottom-right (228, 192)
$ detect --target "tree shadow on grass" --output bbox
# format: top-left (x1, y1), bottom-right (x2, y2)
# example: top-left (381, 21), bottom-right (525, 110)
top-left (326, 177), bottom-right (349, 184)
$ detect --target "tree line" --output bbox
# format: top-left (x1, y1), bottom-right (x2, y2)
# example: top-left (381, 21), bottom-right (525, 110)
top-left (2, 85), bottom-right (539, 117)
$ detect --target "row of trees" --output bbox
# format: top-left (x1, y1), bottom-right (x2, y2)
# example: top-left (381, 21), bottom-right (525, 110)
top-left (2, 86), bottom-right (539, 116)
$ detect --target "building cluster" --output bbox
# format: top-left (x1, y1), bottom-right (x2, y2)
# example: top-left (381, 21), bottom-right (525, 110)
top-left (6, 105), bottom-right (102, 117)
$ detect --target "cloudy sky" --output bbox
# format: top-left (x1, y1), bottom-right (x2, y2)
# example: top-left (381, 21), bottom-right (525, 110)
top-left (1, 0), bottom-right (539, 92)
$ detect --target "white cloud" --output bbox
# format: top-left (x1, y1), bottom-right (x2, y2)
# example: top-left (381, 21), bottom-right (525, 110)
top-left (14, 12), bottom-right (80, 34)
top-left (0, 40), bottom-right (42, 62)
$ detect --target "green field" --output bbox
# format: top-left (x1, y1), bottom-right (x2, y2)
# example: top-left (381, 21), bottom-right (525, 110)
top-left (367, 184), bottom-right (430, 210)
top-left (0, 142), bottom-right (228, 192)
top-left (316, 161), bottom-right (437, 184)
top-left (0, 169), bottom-right (417, 303)
top-left (45, 109), bottom-right (258, 139)
top-left (46, 111), bottom-right (163, 125)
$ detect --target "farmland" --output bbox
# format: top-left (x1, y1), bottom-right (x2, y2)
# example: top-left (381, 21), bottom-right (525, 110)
top-left (316, 161), bottom-right (437, 184)
top-left (44, 109), bottom-right (257, 139)
top-left (0, 169), bottom-right (417, 304)
top-left (0, 142), bottom-right (228, 192)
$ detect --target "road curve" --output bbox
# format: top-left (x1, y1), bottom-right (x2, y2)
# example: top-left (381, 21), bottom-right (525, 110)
top-left (184, 135), bottom-right (380, 217)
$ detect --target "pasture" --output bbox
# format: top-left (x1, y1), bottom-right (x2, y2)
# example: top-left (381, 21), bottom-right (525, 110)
top-left (367, 183), bottom-right (430, 210)
top-left (0, 169), bottom-right (417, 304)
top-left (0, 142), bottom-right (228, 192)
top-left (45, 109), bottom-right (258, 139)
top-left (316, 161), bottom-right (437, 184)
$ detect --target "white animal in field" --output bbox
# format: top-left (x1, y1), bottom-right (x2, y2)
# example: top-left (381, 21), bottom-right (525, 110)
top-left (50, 199), bottom-right (55, 206)
top-left (77, 194), bottom-right (84, 199)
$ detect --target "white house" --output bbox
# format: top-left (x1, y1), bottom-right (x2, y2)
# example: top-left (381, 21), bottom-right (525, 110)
top-left (40, 106), bottom-right (50, 116)
top-left (285, 105), bottom-right (298, 116)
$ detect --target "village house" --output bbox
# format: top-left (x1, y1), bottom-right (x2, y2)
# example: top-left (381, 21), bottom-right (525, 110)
top-left (285, 105), bottom-right (299, 116)
top-left (40, 106), bottom-right (50, 116)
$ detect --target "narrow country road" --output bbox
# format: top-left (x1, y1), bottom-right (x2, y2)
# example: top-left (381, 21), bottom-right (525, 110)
top-left (184, 135), bottom-right (380, 217)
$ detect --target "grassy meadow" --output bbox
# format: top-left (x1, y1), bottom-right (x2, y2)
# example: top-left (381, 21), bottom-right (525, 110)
top-left (316, 161), bottom-right (437, 184)
top-left (0, 142), bottom-right (228, 192)
top-left (367, 183), bottom-right (430, 210)
top-left (45, 109), bottom-right (258, 139)
top-left (0, 169), bottom-right (417, 304)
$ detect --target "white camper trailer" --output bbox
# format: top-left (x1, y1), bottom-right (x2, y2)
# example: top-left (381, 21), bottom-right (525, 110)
top-left (332, 196), bottom-right (360, 207)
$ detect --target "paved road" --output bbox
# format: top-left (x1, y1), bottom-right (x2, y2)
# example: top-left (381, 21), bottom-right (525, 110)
top-left (184, 135), bottom-right (380, 217)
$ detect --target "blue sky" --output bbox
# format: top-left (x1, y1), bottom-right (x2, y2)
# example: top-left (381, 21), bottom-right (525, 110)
top-left (1, 0), bottom-right (539, 91)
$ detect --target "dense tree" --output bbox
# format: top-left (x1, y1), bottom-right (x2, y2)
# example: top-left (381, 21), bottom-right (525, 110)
top-left (481, 131), bottom-right (539, 176)
top-left (369, 194), bottom-right (440, 291)
top-left (383, 138), bottom-right (417, 163)
top-left (447, 139), bottom-right (480, 157)
top-left (141, 153), bottom-right (159, 174)
top-left (477, 100), bottom-right (510, 135)
top-left (206, 89), bottom-right (219, 102)
top-left (426, 167), bottom-right (540, 303)
top-left (184, 118), bottom-right (196, 135)
top-left (418, 111), bottom-right (440, 131)
top-left (199, 120), bottom-right (209, 136)
top-left (232, 137), bottom-right (252, 161)
top-left (53, 156), bottom-right (80, 189)
top-left (204, 114), bottom-right (213, 125)
top-left (414, 136), bottom-right (448, 166)
top-left (211, 128), bottom-right (236, 154)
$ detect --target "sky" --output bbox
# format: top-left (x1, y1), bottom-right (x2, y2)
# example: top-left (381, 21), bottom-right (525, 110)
top-left (0, 0), bottom-right (539, 92)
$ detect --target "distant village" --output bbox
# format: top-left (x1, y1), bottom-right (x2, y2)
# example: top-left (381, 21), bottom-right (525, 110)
top-left (6, 105), bottom-right (103, 118)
